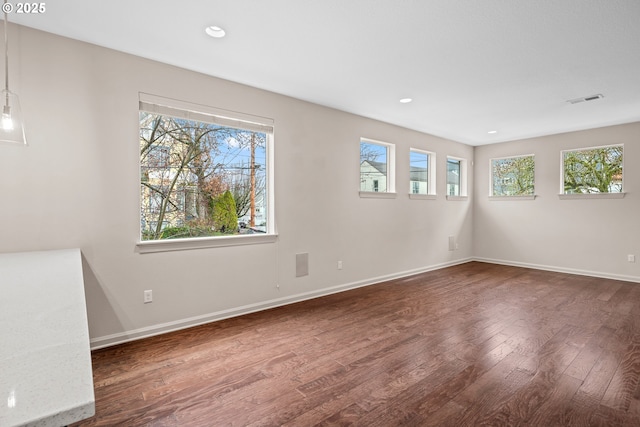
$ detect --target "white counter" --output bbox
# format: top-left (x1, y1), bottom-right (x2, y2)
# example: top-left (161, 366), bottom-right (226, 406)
top-left (0, 249), bottom-right (95, 427)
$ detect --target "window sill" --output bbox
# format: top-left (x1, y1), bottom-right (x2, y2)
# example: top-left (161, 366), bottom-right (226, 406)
top-left (359, 191), bottom-right (397, 199)
top-left (558, 192), bottom-right (625, 200)
top-left (446, 195), bottom-right (468, 201)
top-left (489, 195), bottom-right (536, 201)
top-left (409, 194), bottom-right (437, 200)
top-left (136, 233), bottom-right (278, 254)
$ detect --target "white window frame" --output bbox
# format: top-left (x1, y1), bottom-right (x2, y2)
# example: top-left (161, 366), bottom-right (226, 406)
top-left (409, 148), bottom-right (437, 200)
top-left (359, 138), bottom-right (396, 198)
top-left (559, 144), bottom-right (625, 200)
top-left (489, 154), bottom-right (536, 200)
top-left (136, 93), bottom-right (277, 254)
top-left (446, 156), bottom-right (468, 200)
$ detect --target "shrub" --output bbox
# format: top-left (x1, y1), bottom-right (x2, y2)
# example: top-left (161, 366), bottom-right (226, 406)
top-left (160, 226), bottom-right (212, 239)
top-left (211, 190), bottom-right (238, 234)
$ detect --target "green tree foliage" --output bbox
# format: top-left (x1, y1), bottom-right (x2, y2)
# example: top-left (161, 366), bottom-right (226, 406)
top-left (211, 190), bottom-right (238, 234)
top-left (492, 156), bottom-right (535, 196)
top-left (563, 146), bottom-right (623, 194)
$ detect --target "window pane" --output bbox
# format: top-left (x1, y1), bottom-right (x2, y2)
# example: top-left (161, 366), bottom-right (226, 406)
top-left (360, 141), bottom-right (388, 192)
top-left (447, 159), bottom-right (460, 196)
top-left (410, 150), bottom-right (428, 194)
top-left (491, 155), bottom-right (535, 196)
top-left (563, 145), bottom-right (623, 194)
top-left (140, 111), bottom-right (268, 241)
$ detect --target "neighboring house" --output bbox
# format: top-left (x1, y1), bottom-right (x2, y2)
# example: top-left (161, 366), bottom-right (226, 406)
top-left (360, 160), bottom-right (387, 192)
top-left (140, 142), bottom-right (198, 234)
top-left (410, 166), bottom-right (428, 194)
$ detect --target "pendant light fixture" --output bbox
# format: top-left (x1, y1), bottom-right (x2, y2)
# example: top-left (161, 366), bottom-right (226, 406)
top-left (0, 0), bottom-right (26, 145)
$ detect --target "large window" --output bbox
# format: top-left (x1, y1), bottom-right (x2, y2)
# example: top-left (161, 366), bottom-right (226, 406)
top-left (360, 139), bottom-right (395, 193)
top-left (139, 94), bottom-right (274, 246)
top-left (446, 156), bottom-right (467, 197)
top-left (562, 145), bottom-right (623, 194)
top-left (409, 149), bottom-right (436, 196)
top-left (491, 155), bottom-right (535, 196)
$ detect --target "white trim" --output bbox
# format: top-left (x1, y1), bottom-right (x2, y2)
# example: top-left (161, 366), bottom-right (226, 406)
top-left (473, 257), bottom-right (640, 284)
top-left (446, 195), bottom-right (468, 201)
top-left (489, 195), bottom-right (536, 201)
top-left (361, 136), bottom-right (394, 148)
top-left (266, 133), bottom-right (276, 235)
top-left (136, 233), bottom-right (277, 254)
top-left (359, 191), bottom-right (397, 199)
top-left (409, 194), bottom-right (437, 200)
top-left (490, 153), bottom-right (536, 161)
top-left (89, 257), bottom-right (472, 350)
top-left (139, 93), bottom-right (274, 133)
top-left (558, 192), bottom-right (625, 200)
top-left (138, 95), bottom-right (276, 250)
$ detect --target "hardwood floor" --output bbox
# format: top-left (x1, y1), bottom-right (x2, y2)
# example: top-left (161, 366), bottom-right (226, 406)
top-left (73, 262), bottom-right (640, 426)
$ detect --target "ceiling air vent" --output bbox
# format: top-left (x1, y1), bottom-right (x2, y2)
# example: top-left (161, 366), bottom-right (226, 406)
top-left (567, 94), bottom-right (604, 104)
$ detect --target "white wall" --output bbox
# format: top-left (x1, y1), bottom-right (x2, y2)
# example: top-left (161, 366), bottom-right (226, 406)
top-left (0, 24), bottom-right (474, 348)
top-left (474, 122), bottom-right (640, 281)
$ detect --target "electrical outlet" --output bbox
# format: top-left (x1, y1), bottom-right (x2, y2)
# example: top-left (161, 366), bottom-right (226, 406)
top-left (628, 254), bottom-right (636, 263)
top-left (144, 290), bottom-right (153, 303)
top-left (337, 260), bottom-right (343, 270)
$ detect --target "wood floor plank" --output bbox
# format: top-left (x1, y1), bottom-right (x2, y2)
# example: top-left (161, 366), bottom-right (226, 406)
top-left (71, 262), bottom-right (640, 426)
top-left (565, 325), bottom-right (616, 381)
top-left (525, 374), bottom-right (583, 426)
top-left (472, 323), bottom-right (584, 425)
top-left (450, 367), bottom-right (535, 426)
top-left (601, 343), bottom-right (640, 411)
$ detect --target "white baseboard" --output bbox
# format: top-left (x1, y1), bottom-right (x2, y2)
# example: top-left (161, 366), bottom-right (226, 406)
top-left (473, 257), bottom-right (640, 284)
top-left (90, 257), bottom-right (473, 350)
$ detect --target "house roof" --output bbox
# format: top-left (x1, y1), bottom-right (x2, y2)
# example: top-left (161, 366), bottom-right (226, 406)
top-left (362, 161), bottom-right (387, 175)
top-left (410, 166), bottom-right (428, 182)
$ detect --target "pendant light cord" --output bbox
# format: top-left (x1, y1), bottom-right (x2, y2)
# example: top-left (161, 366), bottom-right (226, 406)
top-left (3, 0), bottom-right (8, 93)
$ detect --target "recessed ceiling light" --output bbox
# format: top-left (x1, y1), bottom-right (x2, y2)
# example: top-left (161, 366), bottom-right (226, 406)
top-left (488, 130), bottom-right (498, 134)
top-left (205, 26), bottom-right (226, 38)
top-left (399, 98), bottom-right (412, 104)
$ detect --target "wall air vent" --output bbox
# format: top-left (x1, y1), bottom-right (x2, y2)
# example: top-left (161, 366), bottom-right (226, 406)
top-left (567, 94), bottom-right (604, 104)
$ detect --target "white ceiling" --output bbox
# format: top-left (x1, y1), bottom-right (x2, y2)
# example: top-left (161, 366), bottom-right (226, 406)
top-left (9, 0), bottom-right (640, 145)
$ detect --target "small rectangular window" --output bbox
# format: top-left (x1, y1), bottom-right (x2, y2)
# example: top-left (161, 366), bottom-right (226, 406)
top-left (562, 145), bottom-right (623, 194)
top-left (491, 155), bottom-right (535, 196)
top-left (446, 156), bottom-right (468, 199)
top-left (360, 139), bottom-right (395, 193)
top-left (447, 158), bottom-right (461, 196)
top-left (409, 149), bottom-right (436, 196)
